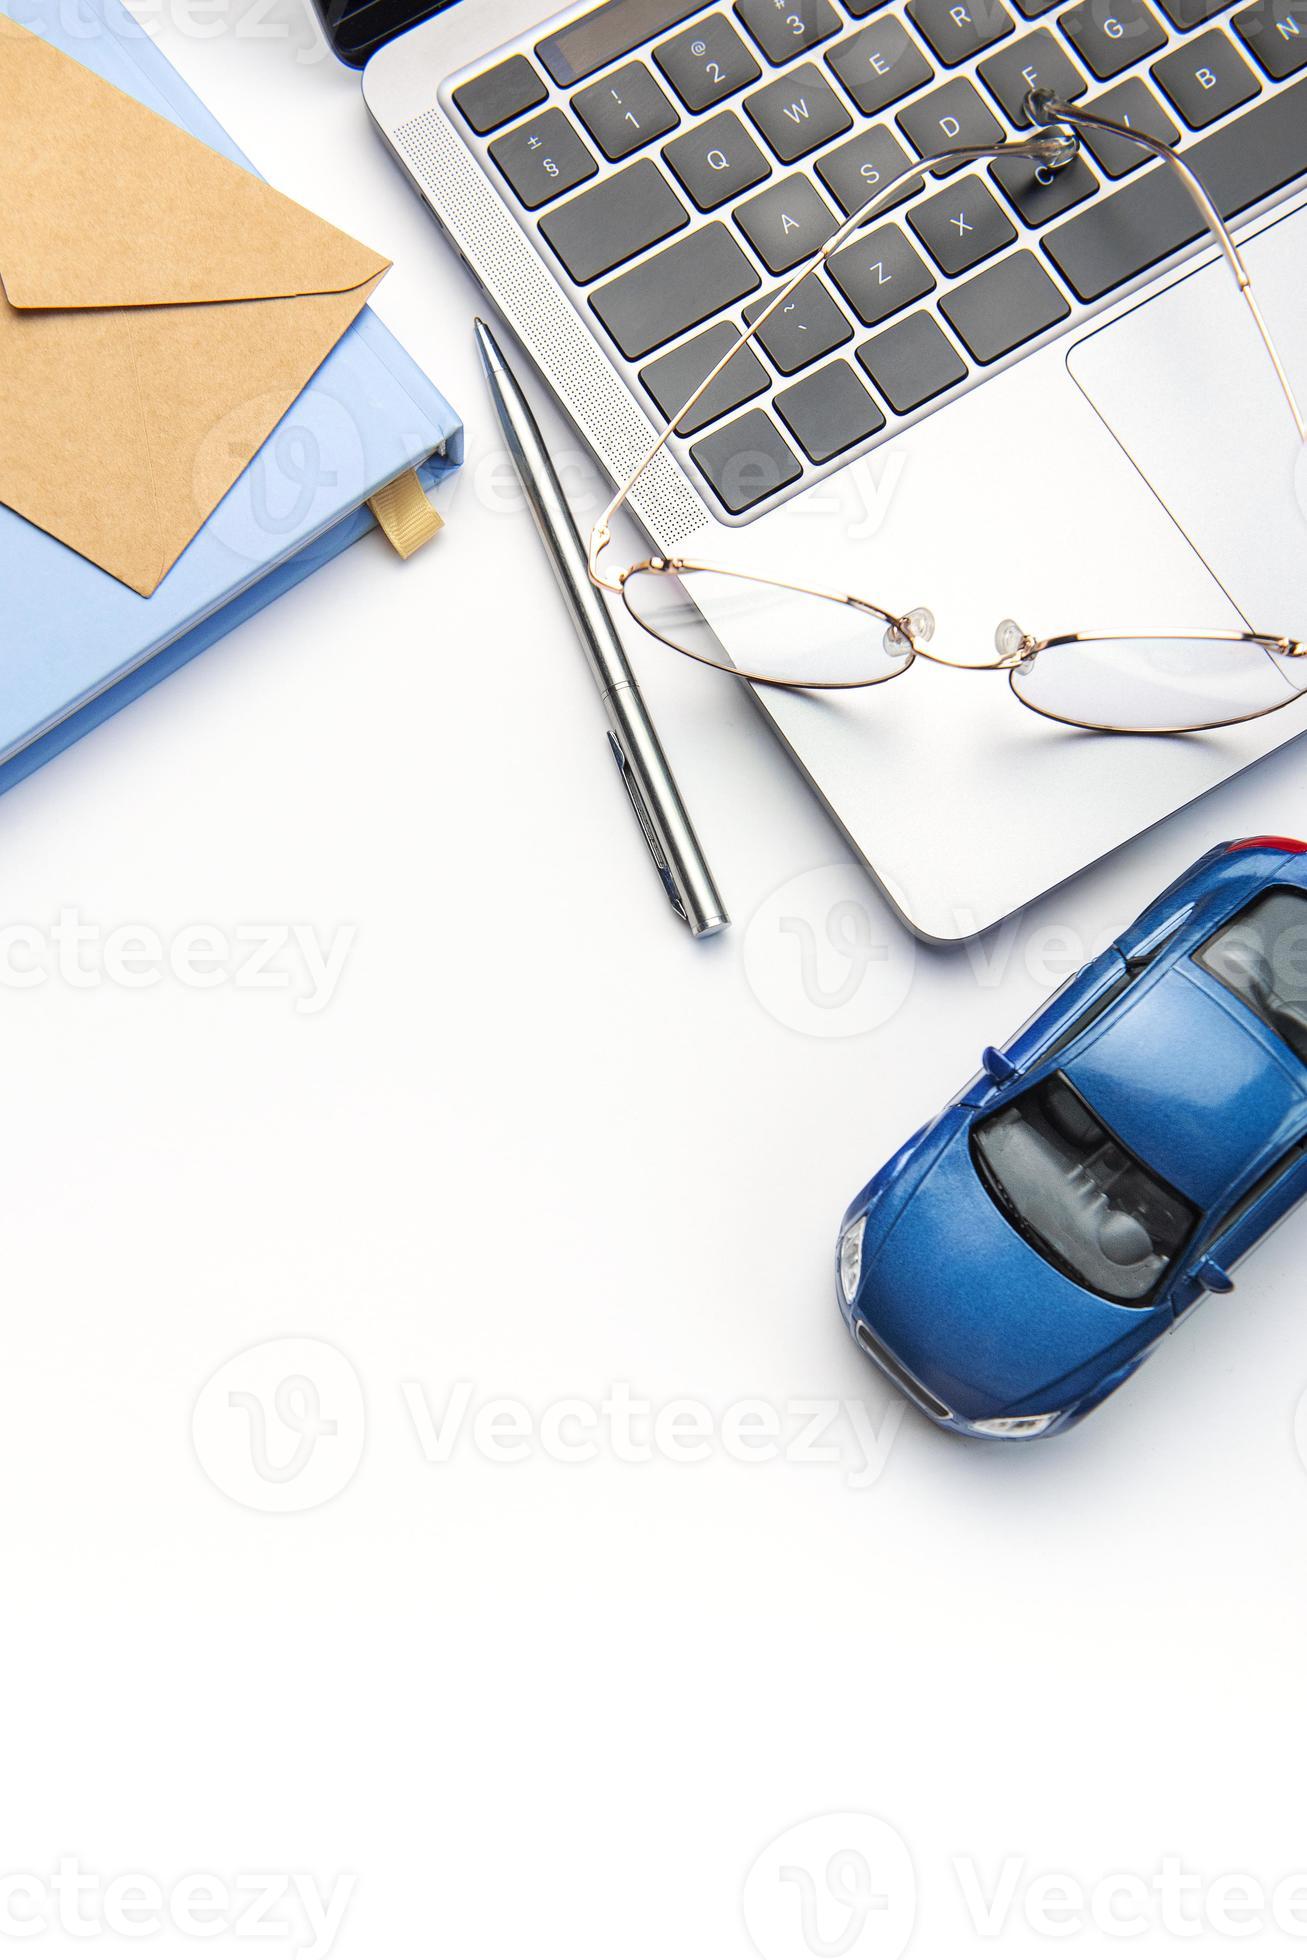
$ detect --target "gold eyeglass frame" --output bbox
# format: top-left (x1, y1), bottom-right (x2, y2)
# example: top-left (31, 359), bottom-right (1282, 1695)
top-left (586, 93), bottom-right (1307, 729)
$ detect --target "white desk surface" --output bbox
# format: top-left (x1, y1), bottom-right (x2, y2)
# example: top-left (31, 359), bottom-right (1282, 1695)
top-left (5, 8), bottom-right (1306, 1954)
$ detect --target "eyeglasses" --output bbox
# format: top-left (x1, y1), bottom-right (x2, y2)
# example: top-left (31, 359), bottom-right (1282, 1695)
top-left (587, 94), bottom-right (1307, 736)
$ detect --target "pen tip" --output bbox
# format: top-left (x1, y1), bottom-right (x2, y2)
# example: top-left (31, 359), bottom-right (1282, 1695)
top-left (473, 317), bottom-right (506, 376)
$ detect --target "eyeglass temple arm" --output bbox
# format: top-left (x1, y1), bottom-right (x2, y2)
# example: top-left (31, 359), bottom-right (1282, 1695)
top-left (1033, 91), bottom-right (1307, 444)
top-left (587, 129), bottom-right (1076, 592)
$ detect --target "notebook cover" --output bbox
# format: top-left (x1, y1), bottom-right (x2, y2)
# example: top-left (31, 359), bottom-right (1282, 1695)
top-left (0, 0), bottom-right (462, 780)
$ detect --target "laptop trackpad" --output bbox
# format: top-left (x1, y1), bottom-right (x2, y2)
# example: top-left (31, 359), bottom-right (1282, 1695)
top-left (1067, 199), bottom-right (1307, 631)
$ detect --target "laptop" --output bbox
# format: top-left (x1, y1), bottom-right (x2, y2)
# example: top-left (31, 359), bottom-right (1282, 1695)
top-left (353, 0), bottom-right (1307, 939)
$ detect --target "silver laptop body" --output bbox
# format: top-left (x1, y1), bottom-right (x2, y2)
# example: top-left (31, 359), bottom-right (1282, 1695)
top-left (363, 0), bottom-right (1307, 939)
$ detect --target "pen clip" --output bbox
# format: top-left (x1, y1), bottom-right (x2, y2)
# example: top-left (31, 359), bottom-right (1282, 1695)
top-left (608, 732), bottom-right (689, 924)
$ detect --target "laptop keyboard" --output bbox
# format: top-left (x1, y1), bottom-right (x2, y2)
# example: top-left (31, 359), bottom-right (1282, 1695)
top-left (449, 0), bottom-right (1307, 522)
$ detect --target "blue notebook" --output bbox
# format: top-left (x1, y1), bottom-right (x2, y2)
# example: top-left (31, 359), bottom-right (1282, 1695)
top-left (0, 0), bottom-right (461, 797)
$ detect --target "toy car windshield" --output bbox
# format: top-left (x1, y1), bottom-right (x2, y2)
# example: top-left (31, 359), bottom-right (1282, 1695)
top-left (972, 1074), bottom-right (1197, 1305)
top-left (1197, 887), bottom-right (1307, 1066)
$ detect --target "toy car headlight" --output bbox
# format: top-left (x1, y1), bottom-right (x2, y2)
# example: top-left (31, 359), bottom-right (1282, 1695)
top-left (839, 1215), bottom-right (868, 1306)
top-left (969, 1411), bottom-right (1064, 1439)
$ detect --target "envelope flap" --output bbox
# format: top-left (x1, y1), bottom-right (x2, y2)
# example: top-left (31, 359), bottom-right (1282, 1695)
top-left (0, 19), bottom-right (390, 311)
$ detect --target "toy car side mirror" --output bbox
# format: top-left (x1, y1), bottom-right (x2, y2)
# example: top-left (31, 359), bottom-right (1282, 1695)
top-left (1193, 1256), bottom-right (1236, 1295)
top-left (981, 1046), bottom-right (1018, 1085)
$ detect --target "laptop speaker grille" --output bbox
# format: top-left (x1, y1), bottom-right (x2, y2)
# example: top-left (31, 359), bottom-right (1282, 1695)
top-left (393, 106), bottom-right (711, 550)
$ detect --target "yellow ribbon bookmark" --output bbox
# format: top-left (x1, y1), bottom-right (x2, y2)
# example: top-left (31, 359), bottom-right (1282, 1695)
top-left (368, 469), bottom-right (445, 560)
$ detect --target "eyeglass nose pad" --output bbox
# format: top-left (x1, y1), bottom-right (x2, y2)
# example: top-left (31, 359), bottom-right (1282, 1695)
top-left (883, 606), bottom-right (935, 657)
top-left (995, 618), bottom-right (1031, 659)
top-left (1022, 91), bottom-right (1079, 168)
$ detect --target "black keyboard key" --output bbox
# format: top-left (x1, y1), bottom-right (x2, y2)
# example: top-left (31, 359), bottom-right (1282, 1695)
top-left (1059, 0), bottom-right (1167, 78)
top-left (640, 322), bottom-right (771, 432)
top-left (825, 19), bottom-right (935, 113)
top-left (656, 13), bottom-right (762, 107)
top-left (1152, 30), bottom-right (1260, 125)
top-left (1077, 77), bottom-right (1179, 174)
top-left (907, 0), bottom-right (1015, 63)
top-left (734, 173), bottom-right (839, 270)
top-left (1154, 0), bottom-right (1227, 27)
top-left (665, 112), bottom-right (772, 206)
top-left (1014, 0), bottom-right (1061, 20)
top-left (744, 275), bottom-right (854, 369)
top-left (573, 63), bottom-right (680, 159)
top-left (978, 29), bottom-right (1087, 119)
top-left (488, 110), bottom-right (598, 210)
top-left (454, 56), bottom-right (548, 135)
top-left (817, 125), bottom-right (918, 214)
top-left (776, 358), bottom-right (887, 458)
top-left (591, 222), bottom-right (761, 357)
top-left (897, 77), bottom-right (1004, 172)
top-left (844, 0), bottom-right (895, 11)
top-left (745, 63), bottom-right (854, 158)
top-left (736, 0), bottom-right (842, 62)
top-left (691, 408), bottom-right (803, 510)
top-left (990, 148), bottom-right (1099, 219)
top-left (1043, 75), bottom-right (1307, 299)
top-left (908, 174), bottom-right (1016, 271)
top-left (1233, 0), bottom-right (1307, 76)
top-left (539, 161), bottom-right (688, 283)
top-left (828, 221), bottom-right (937, 322)
top-left (858, 310), bottom-right (967, 411)
top-left (940, 247), bottom-right (1070, 358)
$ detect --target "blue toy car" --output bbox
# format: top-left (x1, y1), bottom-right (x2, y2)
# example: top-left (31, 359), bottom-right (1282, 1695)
top-left (838, 837), bottom-right (1307, 1438)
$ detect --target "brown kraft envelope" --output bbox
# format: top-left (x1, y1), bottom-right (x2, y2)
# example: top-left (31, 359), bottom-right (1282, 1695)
top-left (0, 18), bottom-right (398, 597)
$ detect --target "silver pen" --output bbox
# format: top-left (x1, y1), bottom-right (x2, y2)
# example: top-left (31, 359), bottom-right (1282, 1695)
top-left (474, 319), bottom-right (729, 940)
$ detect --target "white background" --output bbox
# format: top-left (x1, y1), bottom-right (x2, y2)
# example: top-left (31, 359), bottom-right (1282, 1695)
top-left (5, 4), bottom-right (1307, 1956)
